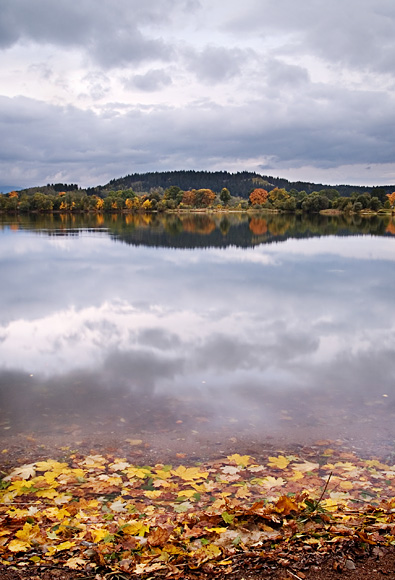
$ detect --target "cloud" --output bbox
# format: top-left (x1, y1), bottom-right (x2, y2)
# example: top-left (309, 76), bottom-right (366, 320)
top-left (123, 69), bottom-right (172, 92)
top-left (0, 0), bottom-right (184, 67)
top-left (222, 0), bottom-right (395, 74)
top-left (185, 45), bottom-right (251, 84)
top-left (1, 84), bottom-right (395, 188)
top-left (0, 0), bottom-right (394, 186)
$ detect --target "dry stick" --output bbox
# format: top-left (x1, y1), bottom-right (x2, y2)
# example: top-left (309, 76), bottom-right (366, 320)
top-left (314, 471), bottom-right (333, 511)
top-left (286, 571), bottom-right (304, 580)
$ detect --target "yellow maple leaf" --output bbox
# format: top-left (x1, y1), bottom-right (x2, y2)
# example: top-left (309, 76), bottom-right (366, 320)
top-left (205, 527), bottom-right (228, 534)
top-left (6, 508), bottom-right (29, 519)
top-left (8, 480), bottom-right (35, 493)
top-left (339, 481), bottom-right (354, 490)
top-left (36, 488), bottom-right (60, 499)
top-left (177, 489), bottom-right (197, 499)
top-left (7, 539), bottom-right (30, 552)
top-left (44, 507), bottom-right (71, 520)
top-left (171, 466), bottom-right (208, 481)
top-left (35, 460), bottom-right (68, 472)
top-left (55, 541), bottom-right (76, 551)
top-left (144, 490), bottom-right (162, 499)
top-left (90, 528), bottom-right (110, 543)
top-left (365, 459), bottom-right (387, 469)
top-left (46, 541), bottom-right (76, 556)
top-left (154, 469), bottom-right (172, 480)
top-left (321, 498), bottom-right (340, 511)
top-left (289, 470), bottom-right (304, 482)
top-left (268, 456), bottom-right (290, 470)
top-left (126, 467), bottom-right (151, 479)
top-left (227, 454), bottom-right (251, 468)
top-left (15, 523), bottom-right (41, 542)
top-left (122, 521), bottom-right (150, 536)
top-left (333, 462), bottom-right (357, 472)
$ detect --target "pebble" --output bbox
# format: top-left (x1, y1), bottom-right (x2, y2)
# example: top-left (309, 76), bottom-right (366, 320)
top-left (346, 559), bottom-right (356, 570)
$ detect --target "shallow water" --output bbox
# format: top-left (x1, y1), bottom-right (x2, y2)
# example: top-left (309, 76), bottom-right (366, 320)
top-left (1, 212), bottom-right (395, 461)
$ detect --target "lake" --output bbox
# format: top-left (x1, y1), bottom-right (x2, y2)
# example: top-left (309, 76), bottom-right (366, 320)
top-left (1, 212), bottom-right (395, 463)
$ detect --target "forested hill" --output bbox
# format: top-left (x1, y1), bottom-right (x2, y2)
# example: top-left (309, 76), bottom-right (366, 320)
top-left (102, 170), bottom-right (391, 199)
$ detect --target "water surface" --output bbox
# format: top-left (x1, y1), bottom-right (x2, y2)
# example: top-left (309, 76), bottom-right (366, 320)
top-left (1, 213), bottom-right (395, 459)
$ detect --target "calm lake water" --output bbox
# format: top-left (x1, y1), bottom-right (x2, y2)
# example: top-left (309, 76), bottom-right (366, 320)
top-left (1, 212), bottom-right (395, 459)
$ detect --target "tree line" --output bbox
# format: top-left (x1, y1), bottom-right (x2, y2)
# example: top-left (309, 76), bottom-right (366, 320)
top-left (1, 180), bottom-right (394, 215)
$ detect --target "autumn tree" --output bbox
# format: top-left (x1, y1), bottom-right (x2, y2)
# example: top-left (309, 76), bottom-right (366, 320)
top-left (181, 190), bottom-right (196, 206)
top-left (194, 189), bottom-right (216, 208)
top-left (386, 192), bottom-right (395, 208)
top-left (269, 188), bottom-right (290, 208)
top-left (249, 188), bottom-right (268, 206)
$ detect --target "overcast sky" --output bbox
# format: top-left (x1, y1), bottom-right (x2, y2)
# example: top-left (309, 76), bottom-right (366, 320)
top-left (1, 0), bottom-right (395, 190)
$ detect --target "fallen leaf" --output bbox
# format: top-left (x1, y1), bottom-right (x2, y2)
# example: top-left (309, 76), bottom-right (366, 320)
top-left (227, 454), bottom-right (251, 468)
top-left (268, 456), bottom-right (290, 470)
top-left (4, 463), bottom-right (36, 481)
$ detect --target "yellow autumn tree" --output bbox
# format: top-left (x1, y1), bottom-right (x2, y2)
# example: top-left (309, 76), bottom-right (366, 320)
top-left (95, 197), bottom-right (104, 210)
top-left (142, 199), bottom-right (152, 210)
top-left (386, 192), bottom-right (395, 207)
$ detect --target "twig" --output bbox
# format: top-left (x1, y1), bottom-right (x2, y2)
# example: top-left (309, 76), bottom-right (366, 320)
top-left (314, 471), bottom-right (333, 510)
top-left (286, 570), bottom-right (304, 580)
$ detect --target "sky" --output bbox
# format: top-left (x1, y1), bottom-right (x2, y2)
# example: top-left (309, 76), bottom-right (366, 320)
top-left (1, 0), bottom-right (395, 190)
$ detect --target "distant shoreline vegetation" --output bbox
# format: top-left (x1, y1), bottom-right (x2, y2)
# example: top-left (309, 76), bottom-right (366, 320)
top-left (1, 170), bottom-right (394, 215)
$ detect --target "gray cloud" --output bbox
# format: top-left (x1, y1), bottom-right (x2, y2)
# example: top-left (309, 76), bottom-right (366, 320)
top-left (1, 83), bottom-right (394, 187)
top-left (123, 69), bottom-right (172, 92)
top-left (185, 46), bottom-right (251, 84)
top-left (0, 0), bottom-right (185, 67)
top-left (0, 0), bottom-right (394, 186)
top-left (224, 0), bottom-right (395, 74)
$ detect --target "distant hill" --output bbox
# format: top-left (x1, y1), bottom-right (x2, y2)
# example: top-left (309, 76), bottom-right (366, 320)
top-left (13, 171), bottom-right (394, 201)
top-left (100, 170), bottom-right (393, 200)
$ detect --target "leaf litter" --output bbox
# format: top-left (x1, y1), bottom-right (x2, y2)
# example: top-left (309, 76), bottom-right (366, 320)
top-left (1, 443), bottom-right (395, 578)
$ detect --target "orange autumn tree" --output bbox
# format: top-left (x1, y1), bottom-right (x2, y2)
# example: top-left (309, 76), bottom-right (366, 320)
top-left (249, 188), bottom-right (268, 206)
top-left (386, 192), bottom-right (395, 208)
top-left (181, 190), bottom-right (196, 206)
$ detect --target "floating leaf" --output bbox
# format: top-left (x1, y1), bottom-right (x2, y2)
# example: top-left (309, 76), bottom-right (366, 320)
top-left (227, 454), bottom-right (251, 468)
top-left (268, 456), bottom-right (290, 470)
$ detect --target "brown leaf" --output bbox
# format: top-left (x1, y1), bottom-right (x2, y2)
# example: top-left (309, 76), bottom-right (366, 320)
top-left (275, 496), bottom-right (298, 515)
top-left (147, 525), bottom-right (173, 546)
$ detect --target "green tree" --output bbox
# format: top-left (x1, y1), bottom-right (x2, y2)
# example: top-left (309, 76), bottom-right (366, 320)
top-left (369, 197), bottom-right (381, 211)
top-left (220, 188), bottom-right (231, 206)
